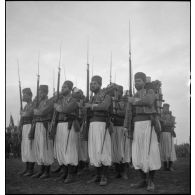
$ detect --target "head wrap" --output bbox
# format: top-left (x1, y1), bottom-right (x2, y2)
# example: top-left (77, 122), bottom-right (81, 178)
top-left (91, 75), bottom-right (102, 86)
top-left (134, 72), bottom-right (146, 83)
top-left (163, 103), bottom-right (170, 108)
top-left (22, 88), bottom-right (32, 96)
top-left (39, 85), bottom-right (48, 94)
top-left (146, 76), bottom-right (151, 83)
top-left (63, 80), bottom-right (73, 90)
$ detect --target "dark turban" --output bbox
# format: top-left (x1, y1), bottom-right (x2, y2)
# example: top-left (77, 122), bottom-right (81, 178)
top-left (63, 80), bottom-right (73, 90)
top-left (91, 75), bottom-right (102, 86)
top-left (134, 72), bottom-right (146, 83)
top-left (163, 103), bottom-right (170, 108)
top-left (39, 85), bottom-right (48, 94)
top-left (22, 88), bottom-right (32, 96)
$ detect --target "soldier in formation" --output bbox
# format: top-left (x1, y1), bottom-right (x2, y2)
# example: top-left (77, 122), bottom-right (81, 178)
top-left (14, 71), bottom-right (177, 191)
top-left (18, 88), bottom-right (35, 176)
top-left (159, 103), bottom-right (177, 171)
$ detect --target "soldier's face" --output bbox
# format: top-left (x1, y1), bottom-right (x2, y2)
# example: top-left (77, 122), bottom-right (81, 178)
top-left (61, 84), bottom-right (70, 95)
top-left (22, 93), bottom-right (31, 102)
top-left (90, 81), bottom-right (101, 92)
top-left (135, 78), bottom-right (145, 90)
top-left (39, 90), bottom-right (47, 99)
top-left (163, 106), bottom-right (169, 113)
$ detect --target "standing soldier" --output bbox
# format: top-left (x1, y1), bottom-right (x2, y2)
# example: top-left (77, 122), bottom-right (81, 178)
top-left (86, 75), bottom-right (112, 186)
top-left (160, 104), bottom-right (177, 171)
top-left (111, 84), bottom-right (130, 180)
top-left (73, 88), bottom-right (89, 175)
top-left (124, 72), bottom-right (161, 191)
top-left (53, 81), bottom-right (80, 183)
top-left (31, 85), bottom-right (54, 179)
top-left (18, 88), bottom-right (35, 176)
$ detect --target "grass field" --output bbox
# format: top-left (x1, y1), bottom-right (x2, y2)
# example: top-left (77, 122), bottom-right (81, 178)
top-left (6, 158), bottom-right (190, 194)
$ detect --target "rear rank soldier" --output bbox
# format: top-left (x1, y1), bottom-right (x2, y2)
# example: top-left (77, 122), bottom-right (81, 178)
top-left (160, 103), bottom-right (177, 171)
top-left (86, 75), bottom-right (112, 186)
top-left (54, 81), bottom-right (80, 184)
top-left (124, 72), bottom-right (161, 191)
top-left (31, 85), bottom-right (54, 179)
top-left (73, 88), bottom-right (89, 175)
top-left (18, 88), bottom-right (35, 176)
top-left (111, 84), bottom-right (130, 180)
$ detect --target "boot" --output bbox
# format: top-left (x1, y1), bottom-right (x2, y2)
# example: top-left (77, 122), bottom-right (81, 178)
top-left (51, 165), bottom-right (62, 174)
top-left (115, 163), bottom-right (121, 178)
top-left (18, 162), bottom-right (29, 176)
top-left (120, 163), bottom-right (128, 180)
top-left (55, 165), bottom-right (68, 181)
top-left (163, 161), bottom-right (168, 171)
top-left (23, 162), bottom-right (35, 176)
top-left (40, 165), bottom-right (50, 179)
top-left (130, 170), bottom-right (147, 188)
top-left (31, 165), bottom-right (45, 178)
top-left (64, 165), bottom-right (77, 184)
top-left (168, 161), bottom-right (174, 171)
top-left (147, 171), bottom-right (155, 191)
top-left (99, 166), bottom-right (108, 186)
top-left (87, 166), bottom-right (101, 184)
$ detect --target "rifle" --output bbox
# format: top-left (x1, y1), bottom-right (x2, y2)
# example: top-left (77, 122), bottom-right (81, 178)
top-left (48, 45), bottom-right (61, 140)
top-left (17, 60), bottom-right (23, 134)
top-left (17, 59), bottom-right (23, 113)
top-left (80, 39), bottom-right (91, 141)
top-left (124, 20), bottom-right (133, 140)
top-left (28, 53), bottom-right (40, 140)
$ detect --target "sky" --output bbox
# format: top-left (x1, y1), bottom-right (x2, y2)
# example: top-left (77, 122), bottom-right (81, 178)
top-left (6, 1), bottom-right (190, 144)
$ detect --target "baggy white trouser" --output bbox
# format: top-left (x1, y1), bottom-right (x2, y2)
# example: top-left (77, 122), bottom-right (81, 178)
top-left (160, 132), bottom-right (177, 162)
top-left (78, 133), bottom-right (89, 162)
top-left (111, 126), bottom-right (131, 163)
top-left (88, 121), bottom-right (112, 167)
top-left (21, 124), bottom-right (36, 162)
top-left (54, 122), bottom-right (79, 166)
top-left (34, 122), bottom-right (54, 165)
top-left (132, 120), bottom-right (161, 173)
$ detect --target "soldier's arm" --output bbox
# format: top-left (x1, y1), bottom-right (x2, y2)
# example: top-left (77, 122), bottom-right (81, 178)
top-left (62, 98), bottom-right (78, 114)
top-left (92, 95), bottom-right (111, 111)
top-left (133, 89), bottom-right (155, 107)
top-left (39, 99), bottom-right (54, 116)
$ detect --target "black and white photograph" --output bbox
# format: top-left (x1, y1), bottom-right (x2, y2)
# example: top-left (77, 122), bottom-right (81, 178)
top-left (5, 1), bottom-right (190, 194)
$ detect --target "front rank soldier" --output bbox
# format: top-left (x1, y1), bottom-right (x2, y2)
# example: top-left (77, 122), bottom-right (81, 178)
top-left (111, 84), bottom-right (130, 180)
top-left (54, 81), bottom-right (80, 184)
top-left (31, 85), bottom-right (54, 179)
top-left (86, 75), bottom-right (112, 186)
top-left (18, 88), bottom-right (35, 176)
top-left (124, 72), bottom-right (161, 191)
top-left (160, 104), bottom-right (177, 171)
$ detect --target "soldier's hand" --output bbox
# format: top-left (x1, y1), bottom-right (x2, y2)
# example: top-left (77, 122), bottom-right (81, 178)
top-left (55, 105), bottom-right (63, 112)
top-left (123, 128), bottom-right (129, 138)
top-left (34, 109), bottom-right (41, 115)
top-left (85, 103), bottom-right (92, 109)
top-left (128, 97), bottom-right (135, 104)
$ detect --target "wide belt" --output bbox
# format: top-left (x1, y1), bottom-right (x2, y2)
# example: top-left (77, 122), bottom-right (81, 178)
top-left (133, 114), bottom-right (151, 122)
top-left (34, 116), bottom-right (52, 122)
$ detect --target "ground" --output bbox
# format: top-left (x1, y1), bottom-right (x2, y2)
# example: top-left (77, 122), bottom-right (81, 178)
top-left (6, 158), bottom-right (190, 194)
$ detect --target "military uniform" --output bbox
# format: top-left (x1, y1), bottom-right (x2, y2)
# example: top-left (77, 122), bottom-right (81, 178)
top-left (18, 88), bottom-right (35, 176)
top-left (31, 85), bottom-right (54, 179)
top-left (160, 104), bottom-right (177, 171)
top-left (87, 76), bottom-right (112, 186)
top-left (124, 72), bottom-right (161, 191)
top-left (111, 85), bottom-right (130, 179)
top-left (54, 81), bottom-right (80, 183)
